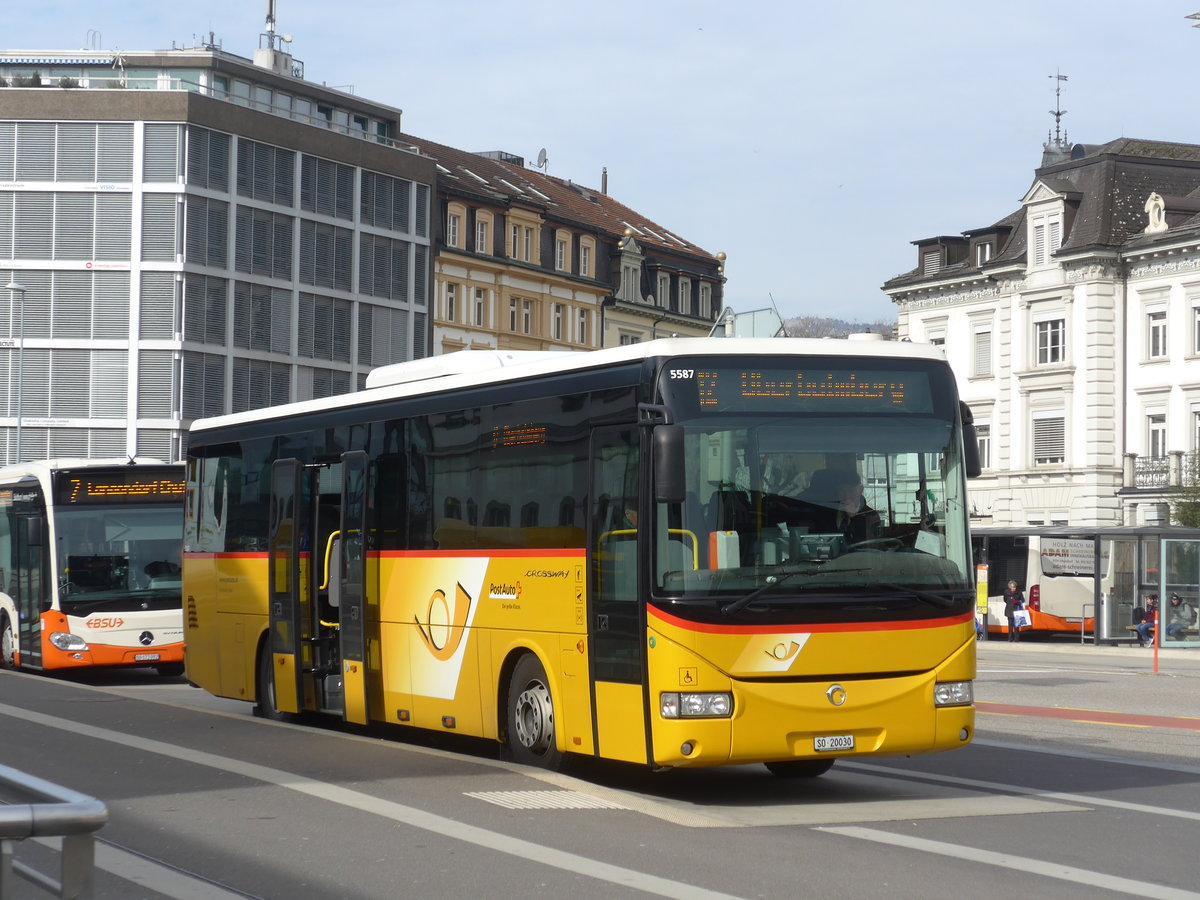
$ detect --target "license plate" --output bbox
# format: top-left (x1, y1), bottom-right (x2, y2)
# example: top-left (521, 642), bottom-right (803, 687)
top-left (134, 653), bottom-right (160, 661)
top-left (814, 734), bottom-right (854, 752)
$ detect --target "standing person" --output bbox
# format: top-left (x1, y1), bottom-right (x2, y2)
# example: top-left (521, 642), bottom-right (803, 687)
top-left (1002, 580), bottom-right (1025, 642)
top-left (1165, 593), bottom-right (1197, 641)
top-left (1136, 595), bottom-right (1159, 647)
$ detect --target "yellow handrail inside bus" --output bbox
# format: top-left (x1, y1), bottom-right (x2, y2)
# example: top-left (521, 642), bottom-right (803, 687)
top-left (597, 528), bottom-right (699, 569)
top-left (319, 530), bottom-right (341, 591)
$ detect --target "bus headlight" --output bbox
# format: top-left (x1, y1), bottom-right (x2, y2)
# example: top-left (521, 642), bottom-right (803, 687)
top-left (933, 681), bottom-right (973, 707)
top-left (660, 692), bottom-right (733, 718)
top-left (48, 632), bottom-right (89, 652)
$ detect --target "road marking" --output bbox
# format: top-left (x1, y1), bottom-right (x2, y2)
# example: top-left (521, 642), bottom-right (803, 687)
top-left (977, 701), bottom-right (1200, 731)
top-left (819, 826), bottom-right (1200, 900)
top-left (841, 760), bottom-right (1200, 822)
top-left (0, 702), bottom-right (743, 900)
top-left (465, 790), bottom-right (628, 810)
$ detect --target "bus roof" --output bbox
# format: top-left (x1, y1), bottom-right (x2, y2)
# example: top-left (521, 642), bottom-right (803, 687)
top-left (189, 336), bottom-right (948, 436)
top-left (0, 457), bottom-right (173, 483)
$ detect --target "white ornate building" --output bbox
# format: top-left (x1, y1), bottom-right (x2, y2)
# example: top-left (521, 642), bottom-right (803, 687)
top-left (885, 138), bottom-right (1200, 527)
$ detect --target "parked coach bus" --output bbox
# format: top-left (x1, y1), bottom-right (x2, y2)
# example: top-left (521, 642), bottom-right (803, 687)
top-left (0, 458), bottom-right (186, 674)
top-left (183, 338), bottom-right (980, 776)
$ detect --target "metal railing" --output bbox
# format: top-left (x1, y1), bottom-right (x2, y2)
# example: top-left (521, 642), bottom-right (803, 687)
top-left (0, 763), bottom-right (107, 899)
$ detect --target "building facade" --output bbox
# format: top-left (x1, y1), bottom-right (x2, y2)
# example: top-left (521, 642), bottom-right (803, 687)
top-left (885, 138), bottom-right (1200, 527)
top-left (417, 141), bottom-right (723, 355)
top-left (0, 40), bottom-right (723, 464)
top-left (0, 44), bottom-right (436, 463)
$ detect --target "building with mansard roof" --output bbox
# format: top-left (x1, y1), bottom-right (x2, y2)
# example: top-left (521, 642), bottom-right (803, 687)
top-left (885, 137), bottom-right (1200, 527)
top-left (408, 136), bottom-right (723, 355)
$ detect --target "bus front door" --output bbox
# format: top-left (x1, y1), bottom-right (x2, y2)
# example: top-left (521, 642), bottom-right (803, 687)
top-left (589, 426), bottom-right (649, 764)
top-left (338, 451), bottom-right (370, 725)
top-left (268, 459), bottom-right (307, 714)
top-left (15, 513), bottom-right (47, 668)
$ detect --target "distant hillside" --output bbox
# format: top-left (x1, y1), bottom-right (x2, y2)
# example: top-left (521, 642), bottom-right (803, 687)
top-left (780, 315), bottom-right (895, 339)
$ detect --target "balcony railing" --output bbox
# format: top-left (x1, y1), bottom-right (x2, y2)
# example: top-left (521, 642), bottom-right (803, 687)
top-left (1125, 451), bottom-right (1200, 490)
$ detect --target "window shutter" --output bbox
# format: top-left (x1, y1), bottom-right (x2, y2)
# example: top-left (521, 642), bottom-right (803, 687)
top-left (93, 272), bottom-right (130, 339)
top-left (1033, 416), bottom-right (1065, 464)
top-left (140, 271), bottom-right (177, 339)
top-left (973, 331), bottom-right (992, 376)
top-left (54, 193), bottom-right (94, 259)
top-left (143, 124), bottom-right (181, 182)
top-left (96, 124), bottom-right (134, 182)
top-left (15, 192), bottom-right (53, 259)
top-left (53, 272), bottom-right (91, 338)
top-left (95, 193), bottom-right (132, 259)
top-left (57, 123), bottom-right (97, 182)
top-left (142, 194), bottom-right (179, 260)
top-left (16, 123), bottom-right (55, 180)
top-left (0, 123), bottom-right (15, 181)
top-left (138, 350), bottom-right (175, 417)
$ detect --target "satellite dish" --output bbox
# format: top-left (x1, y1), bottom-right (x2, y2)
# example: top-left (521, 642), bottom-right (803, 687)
top-left (282, 33), bottom-right (293, 43)
top-left (536, 148), bottom-right (548, 169)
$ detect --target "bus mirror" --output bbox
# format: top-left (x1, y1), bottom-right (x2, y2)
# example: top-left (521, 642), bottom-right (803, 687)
top-left (960, 402), bottom-right (981, 478)
top-left (25, 516), bottom-right (44, 547)
top-left (653, 424), bottom-right (686, 504)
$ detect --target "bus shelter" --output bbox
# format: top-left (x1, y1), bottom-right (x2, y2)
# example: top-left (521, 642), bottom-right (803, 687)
top-left (972, 525), bottom-right (1200, 647)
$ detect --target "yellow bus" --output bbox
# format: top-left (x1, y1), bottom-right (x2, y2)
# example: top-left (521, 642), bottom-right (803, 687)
top-left (0, 458), bottom-right (186, 674)
top-left (183, 338), bottom-right (979, 776)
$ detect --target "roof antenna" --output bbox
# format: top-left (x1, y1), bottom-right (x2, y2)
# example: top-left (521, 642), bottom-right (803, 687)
top-left (1048, 70), bottom-right (1069, 146)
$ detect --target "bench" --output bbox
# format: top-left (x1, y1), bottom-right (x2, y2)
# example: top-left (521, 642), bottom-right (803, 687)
top-left (1125, 625), bottom-right (1198, 641)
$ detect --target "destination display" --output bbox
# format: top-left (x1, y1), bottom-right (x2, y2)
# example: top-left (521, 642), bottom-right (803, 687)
top-left (661, 359), bottom-right (940, 414)
top-left (54, 468), bottom-right (186, 506)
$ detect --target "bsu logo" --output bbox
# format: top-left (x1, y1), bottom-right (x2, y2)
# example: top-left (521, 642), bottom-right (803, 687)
top-left (415, 583), bottom-right (474, 660)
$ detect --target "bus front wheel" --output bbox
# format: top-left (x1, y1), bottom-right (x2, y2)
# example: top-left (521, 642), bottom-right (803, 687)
top-left (256, 647), bottom-right (292, 721)
top-left (506, 654), bottom-right (562, 769)
top-left (764, 759), bottom-right (836, 778)
top-left (0, 616), bottom-right (14, 668)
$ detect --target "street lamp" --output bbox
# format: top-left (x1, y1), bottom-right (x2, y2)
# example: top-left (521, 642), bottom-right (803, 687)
top-left (4, 281), bottom-right (26, 464)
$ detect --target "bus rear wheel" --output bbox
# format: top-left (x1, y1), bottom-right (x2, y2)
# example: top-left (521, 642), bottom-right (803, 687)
top-left (506, 654), bottom-right (562, 770)
top-left (255, 646), bottom-right (292, 721)
top-left (0, 616), bottom-right (14, 668)
top-left (764, 759), bottom-right (836, 778)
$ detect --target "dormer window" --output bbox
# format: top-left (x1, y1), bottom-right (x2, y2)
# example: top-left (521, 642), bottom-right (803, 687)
top-left (1029, 212), bottom-right (1062, 268)
top-left (975, 242), bottom-right (993, 266)
top-left (921, 249), bottom-right (940, 275)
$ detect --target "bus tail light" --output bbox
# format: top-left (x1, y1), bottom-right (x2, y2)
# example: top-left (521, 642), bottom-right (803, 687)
top-left (1029, 585), bottom-right (1040, 611)
top-left (48, 632), bottom-right (89, 652)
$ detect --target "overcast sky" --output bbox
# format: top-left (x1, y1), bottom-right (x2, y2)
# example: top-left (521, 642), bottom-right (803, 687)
top-left (9, 2), bottom-right (1200, 323)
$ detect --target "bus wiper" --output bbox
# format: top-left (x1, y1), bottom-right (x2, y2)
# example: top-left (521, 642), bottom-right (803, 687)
top-left (719, 565), bottom-right (868, 616)
top-left (878, 583), bottom-right (971, 610)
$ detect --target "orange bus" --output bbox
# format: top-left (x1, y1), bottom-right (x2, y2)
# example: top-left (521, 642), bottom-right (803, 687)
top-left (183, 338), bottom-right (979, 775)
top-left (0, 458), bottom-right (185, 674)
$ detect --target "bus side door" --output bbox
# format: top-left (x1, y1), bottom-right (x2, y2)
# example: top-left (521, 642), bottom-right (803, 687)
top-left (589, 426), bottom-right (649, 764)
top-left (268, 459), bottom-right (307, 714)
top-left (339, 451), bottom-right (369, 725)
top-left (15, 511), bottom-right (47, 668)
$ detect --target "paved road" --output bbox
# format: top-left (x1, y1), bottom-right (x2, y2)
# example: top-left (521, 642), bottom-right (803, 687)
top-left (1, 640), bottom-right (1197, 899)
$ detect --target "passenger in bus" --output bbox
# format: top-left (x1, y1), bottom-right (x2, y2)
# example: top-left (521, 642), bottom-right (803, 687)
top-left (1135, 595), bottom-right (1159, 647)
top-left (1165, 593), bottom-right (1197, 641)
top-left (1002, 580), bottom-right (1025, 642)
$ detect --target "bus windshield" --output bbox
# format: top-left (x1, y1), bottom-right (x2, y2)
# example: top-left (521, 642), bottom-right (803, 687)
top-left (55, 505), bottom-right (183, 614)
top-left (652, 357), bottom-right (974, 611)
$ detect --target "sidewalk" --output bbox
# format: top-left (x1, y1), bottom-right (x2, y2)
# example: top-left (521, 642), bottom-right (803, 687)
top-left (976, 636), bottom-right (1197, 662)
